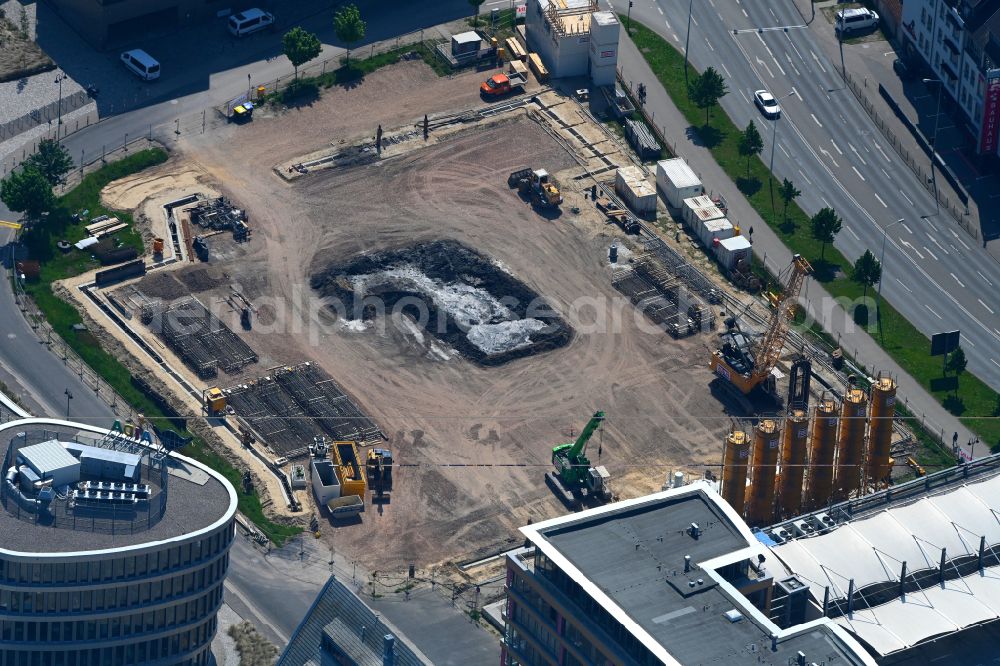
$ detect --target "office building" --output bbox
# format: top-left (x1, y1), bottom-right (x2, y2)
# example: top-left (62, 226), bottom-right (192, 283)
top-left (50, 0), bottom-right (235, 49)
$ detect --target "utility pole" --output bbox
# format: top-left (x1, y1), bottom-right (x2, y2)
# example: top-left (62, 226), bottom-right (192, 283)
top-left (55, 73), bottom-right (67, 141)
top-left (923, 78), bottom-right (943, 213)
top-left (877, 219), bottom-right (903, 344)
top-left (627, 1), bottom-right (633, 33)
top-left (683, 0), bottom-right (694, 86)
top-left (64, 389), bottom-right (73, 419)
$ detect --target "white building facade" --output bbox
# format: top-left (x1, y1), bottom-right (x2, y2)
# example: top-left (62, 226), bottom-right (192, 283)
top-left (525, 0), bottom-right (619, 86)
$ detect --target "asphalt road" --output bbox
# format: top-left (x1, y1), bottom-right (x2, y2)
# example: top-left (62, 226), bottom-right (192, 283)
top-left (622, 0), bottom-right (1000, 392)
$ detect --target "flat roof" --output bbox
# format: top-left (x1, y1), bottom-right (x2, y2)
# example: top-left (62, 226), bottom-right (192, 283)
top-left (523, 485), bottom-right (874, 665)
top-left (0, 419), bottom-right (236, 556)
top-left (657, 158), bottom-right (702, 188)
top-left (18, 439), bottom-right (79, 474)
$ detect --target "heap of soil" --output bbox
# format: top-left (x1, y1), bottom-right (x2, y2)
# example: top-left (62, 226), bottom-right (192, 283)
top-left (311, 239), bottom-right (573, 366)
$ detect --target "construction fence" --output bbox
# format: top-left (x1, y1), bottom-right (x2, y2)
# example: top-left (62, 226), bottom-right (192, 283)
top-left (0, 90), bottom-right (91, 143)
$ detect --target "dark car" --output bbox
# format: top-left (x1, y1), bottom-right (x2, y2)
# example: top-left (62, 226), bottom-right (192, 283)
top-left (893, 58), bottom-right (914, 80)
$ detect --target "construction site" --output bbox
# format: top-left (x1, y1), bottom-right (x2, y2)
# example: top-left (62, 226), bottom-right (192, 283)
top-left (48, 36), bottom-right (926, 573)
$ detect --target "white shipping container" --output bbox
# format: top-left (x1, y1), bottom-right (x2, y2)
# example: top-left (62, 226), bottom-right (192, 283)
top-left (714, 235), bottom-right (753, 270)
top-left (699, 218), bottom-right (734, 247)
top-left (615, 166), bottom-right (657, 215)
top-left (681, 195), bottom-right (725, 228)
top-left (656, 158), bottom-right (703, 209)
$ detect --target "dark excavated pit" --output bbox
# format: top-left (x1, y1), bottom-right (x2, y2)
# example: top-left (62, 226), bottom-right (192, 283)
top-left (310, 240), bottom-right (573, 365)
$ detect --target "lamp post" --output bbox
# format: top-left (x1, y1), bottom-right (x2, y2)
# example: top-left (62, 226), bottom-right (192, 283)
top-left (55, 73), bottom-right (67, 140)
top-left (922, 78), bottom-right (943, 213)
top-left (64, 389), bottom-right (73, 419)
top-left (768, 91), bottom-right (797, 211)
top-left (683, 0), bottom-right (694, 85)
top-left (627, 1), bottom-right (633, 33)
top-left (877, 218), bottom-right (904, 344)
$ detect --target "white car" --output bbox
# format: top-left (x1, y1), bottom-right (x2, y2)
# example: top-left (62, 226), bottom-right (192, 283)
top-left (228, 8), bottom-right (275, 37)
top-left (753, 90), bottom-right (781, 119)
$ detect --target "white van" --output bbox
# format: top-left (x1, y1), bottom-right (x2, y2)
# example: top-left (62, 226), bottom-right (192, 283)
top-left (836, 8), bottom-right (879, 34)
top-left (228, 8), bottom-right (274, 37)
top-left (120, 49), bottom-right (160, 81)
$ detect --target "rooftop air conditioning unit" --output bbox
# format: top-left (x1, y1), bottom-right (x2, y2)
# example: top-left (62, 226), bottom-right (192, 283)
top-left (791, 519), bottom-right (815, 537)
top-left (814, 513), bottom-right (835, 532)
top-left (766, 530), bottom-right (785, 545)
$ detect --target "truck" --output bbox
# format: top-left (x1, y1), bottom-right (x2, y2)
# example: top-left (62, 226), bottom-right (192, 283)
top-left (546, 411), bottom-right (612, 509)
top-left (508, 167), bottom-right (562, 207)
top-left (333, 440), bottom-right (367, 499)
top-left (480, 71), bottom-right (527, 97)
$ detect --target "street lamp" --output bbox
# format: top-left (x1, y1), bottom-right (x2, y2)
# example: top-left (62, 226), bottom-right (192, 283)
top-left (64, 389), bottom-right (73, 419)
top-left (768, 91), bottom-right (797, 210)
top-left (922, 78), bottom-right (943, 214)
top-left (54, 73), bottom-right (67, 140)
top-left (683, 0), bottom-right (694, 85)
top-left (877, 218), bottom-right (904, 343)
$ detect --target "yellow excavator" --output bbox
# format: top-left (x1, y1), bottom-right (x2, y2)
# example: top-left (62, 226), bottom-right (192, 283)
top-left (710, 254), bottom-right (812, 409)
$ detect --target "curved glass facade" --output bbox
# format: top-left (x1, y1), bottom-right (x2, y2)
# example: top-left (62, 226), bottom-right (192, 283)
top-left (0, 520), bottom-right (235, 666)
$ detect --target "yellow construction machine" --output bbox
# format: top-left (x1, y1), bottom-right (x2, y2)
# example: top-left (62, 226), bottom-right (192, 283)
top-left (508, 167), bottom-right (563, 208)
top-left (710, 254), bottom-right (812, 409)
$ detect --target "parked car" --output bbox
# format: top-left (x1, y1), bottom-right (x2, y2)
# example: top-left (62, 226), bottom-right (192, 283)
top-left (892, 57), bottom-right (915, 80)
top-left (836, 7), bottom-right (879, 35)
top-left (753, 90), bottom-right (781, 119)
top-left (120, 49), bottom-right (160, 81)
top-left (228, 8), bottom-right (274, 37)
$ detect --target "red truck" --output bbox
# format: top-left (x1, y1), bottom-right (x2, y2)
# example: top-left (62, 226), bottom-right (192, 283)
top-left (480, 71), bottom-right (527, 97)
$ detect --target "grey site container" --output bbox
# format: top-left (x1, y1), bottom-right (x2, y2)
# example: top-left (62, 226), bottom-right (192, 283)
top-left (623, 118), bottom-right (661, 160)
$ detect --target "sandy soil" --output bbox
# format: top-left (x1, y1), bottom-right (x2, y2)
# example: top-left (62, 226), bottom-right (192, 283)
top-left (92, 60), bottom-right (730, 569)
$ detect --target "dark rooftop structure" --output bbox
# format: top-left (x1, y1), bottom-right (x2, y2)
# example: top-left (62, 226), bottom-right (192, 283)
top-left (507, 484), bottom-right (875, 665)
top-left (277, 576), bottom-right (431, 666)
top-left (0, 423), bottom-right (230, 553)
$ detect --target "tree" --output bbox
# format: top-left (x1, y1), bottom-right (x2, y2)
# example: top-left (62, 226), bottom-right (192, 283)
top-left (468, 0), bottom-right (486, 27)
top-left (0, 166), bottom-right (55, 220)
top-left (737, 121), bottom-right (763, 179)
top-left (282, 27), bottom-right (322, 80)
top-left (946, 347), bottom-right (967, 381)
top-left (25, 139), bottom-right (74, 186)
top-left (688, 67), bottom-right (728, 126)
top-left (334, 4), bottom-right (366, 65)
top-left (778, 178), bottom-right (801, 227)
top-left (852, 250), bottom-right (882, 300)
top-left (810, 207), bottom-right (842, 261)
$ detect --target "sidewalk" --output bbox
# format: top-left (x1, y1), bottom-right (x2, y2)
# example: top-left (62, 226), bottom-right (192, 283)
top-left (792, 0), bottom-right (1000, 258)
top-left (615, 34), bottom-right (978, 454)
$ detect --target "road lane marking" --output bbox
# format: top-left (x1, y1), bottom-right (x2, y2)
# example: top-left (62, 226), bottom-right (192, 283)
top-left (977, 270), bottom-right (994, 287)
top-left (949, 229), bottom-right (970, 251)
top-left (792, 86), bottom-right (802, 101)
top-left (900, 190), bottom-right (914, 206)
top-left (845, 225), bottom-right (860, 240)
top-left (874, 192), bottom-right (887, 208)
top-left (852, 165), bottom-right (866, 181)
top-left (924, 246), bottom-right (938, 261)
top-left (901, 240), bottom-right (924, 259)
top-left (981, 299), bottom-right (996, 314)
top-left (901, 222), bottom-right (913, 234)
top-left (965, 337), bottom-right (976, 347)
top-left (691, 14), bottom-right (698, 25)
top-left (779, 143), bottom-right (790, 158)
top-left (673, 33), bottom-right (680, 42)
top-left (849, 143), bottom-right (867, 165)
top-left (881, 167), bottom-right (892, 180)
top-left (756, 56), bottom-right (775, 78)
top-left (874, 142), bottom-right (891, 162)
top-left (742, 8), bottom-right (748, 16)
top-left (951, 273), bottom-right (965, 288)
top-left (895, 277), bottom-right (913, 293)
top-left (811, 113), bottom-right (823, 126)
top-left (798, 169), bottom-right (812, 185)
top-left (928, 234), bottom-right (949, 255)
top-left (830, 139), bottom-right (843, 155)
top-left (819, 147), bottom-right (839, 167)
top-left (992, 358), bottom-right (1000, 369)
top-left (773, 56), bottom-right (786, 76)
top-left (721, 63), bottom-right (732, 77)
top-left (821, 196), bottom-right (831, 207)
top-left (925, 304), bottom-right (943, 319)
top-left (657, 5), bottom-right (664, 14)
top-left (708, 0), bottom-right (714, 6)
top-left (665, 18), bottom-right (671, 29)
top-left (810, 49), bottom-right (827, 73)
top-left (786, 52), bottom-right (801, 76)
top-left (705, 38), bottom-right (715, 51)
top-left (739, 89), bottom-right (750, 102)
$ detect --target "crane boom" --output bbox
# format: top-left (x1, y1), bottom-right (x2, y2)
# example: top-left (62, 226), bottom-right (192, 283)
top-left (567, 411), bottom-right (605, 458)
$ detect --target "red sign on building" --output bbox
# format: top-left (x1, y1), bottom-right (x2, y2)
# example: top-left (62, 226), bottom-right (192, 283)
top-left (979, 71), bottom-right (1000, 154)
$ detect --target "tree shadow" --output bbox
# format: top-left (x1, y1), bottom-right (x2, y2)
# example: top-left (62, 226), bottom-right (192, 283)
top-left (685, 124), bottom-right (723, 148)
top-left (280, 80), bottom-right (320, 107)
top-left (853, 303), bottom-right (871, 327)
top-left (778, 219), bottom-right (797, 234)
top-left (736, 177), bottom-right (761, 197)
top-left (335, 65), bottom-right (366, 89)
top-left (809, 258), bottom-right (841, 283)
top-left (942, 393), bottom-right (966, 415)
top-left (930, 376), bottom-right (958, 393)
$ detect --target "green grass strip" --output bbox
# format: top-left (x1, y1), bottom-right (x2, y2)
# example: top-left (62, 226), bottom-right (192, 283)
top-left (625, 18), bottom-right (999, 453)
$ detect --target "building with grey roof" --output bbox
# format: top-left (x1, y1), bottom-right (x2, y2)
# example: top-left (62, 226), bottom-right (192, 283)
top-left (503, 482), bottom-right (876, 665)
top-left (0, 417), bottom-right (237, 665)
top-left (277, 575), bottom-right (431, 666)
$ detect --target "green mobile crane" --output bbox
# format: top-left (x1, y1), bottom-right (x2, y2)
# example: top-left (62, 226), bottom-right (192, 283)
top-left (546, 411), bottom-right (612, 509)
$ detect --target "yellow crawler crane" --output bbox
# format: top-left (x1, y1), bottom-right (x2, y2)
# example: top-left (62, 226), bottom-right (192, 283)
top-left (710, 255), bottom-right (812, 407)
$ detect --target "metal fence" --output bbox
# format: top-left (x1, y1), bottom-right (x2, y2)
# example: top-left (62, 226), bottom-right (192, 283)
top-left (0, 90), bottom-right (91, 143)
top-left (841, 71), bottom-right (978, 241)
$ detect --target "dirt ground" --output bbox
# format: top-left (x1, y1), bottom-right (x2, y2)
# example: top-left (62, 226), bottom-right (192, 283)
top-left (99, 60), bottom-right (731, 569)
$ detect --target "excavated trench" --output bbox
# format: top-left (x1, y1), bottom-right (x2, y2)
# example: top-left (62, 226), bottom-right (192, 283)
top-left (310, 240), bottom-right (572, 365)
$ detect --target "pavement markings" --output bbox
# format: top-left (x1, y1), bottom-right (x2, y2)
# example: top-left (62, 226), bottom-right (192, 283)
top-left (691, 14), bottom-right (698, 25)
top-left (742, 8), bottom-right (748, 17)
top-left (852, 165), bottom-right (866, 181)
top-left (810, 50), bottom-right (827, 73)
top-left (925, 304), bottom-right (943, 319)
top-left (720, 62), bottom-right (732, 78)
top-left (786, 51), bottom-right (801, 76)
top-left (665, 18), bottom-right (671, 29)
top-left (927, 234), bottom-right (949, 255)
top-left (951, 272), bottom-right (965, 288)
top-left (966, 337), bottom-right (976, 348)
top-left (673, 33), bottom-right (680, 42)
top-left (873, 192), bottom-right (887, 208)
top-left (830, 139), bottom-right (843, 155)
top-left (739, 89), bottom-right (750, 103)
top-left (924, 246), bottom-right (938, 261)
top-left (949, 229), bottom-right (970, 251)
top-left (657, 5), bottom-right (664, 14)
top-left (708, 0), bottom-right (715, 6)
top-left (899, 190), bottom-right (914, 206)
top-left (811, 113), bottom-right (823, 127)
top-left (874, 142), bottom-right (891, 162)
top-left (772, 55), bottom-right (786, 76)
top-left (980, 299), bottom-right (996, 314)
top-left (895, 277), bottom-right (913, 293)
top-left (901, 222), bottom-right (913, 234)
top-left (821, 196), bottom-right (831, 208)
top-left (818, 147), bottom-right (837, 168)
top-left (792, 86), bottom-right (802, 101)
top-left (901, 240), bottom-right (924, 259)
top-left (0, 220), bottom-right (22, 230)
top-left (798, 169), bottom-right (812, 185)
top-left (849, 143), bottom-right (867, 165)
top-left (705, 37), bottom-right (715, 51)
top-left (977, 270), bottom-right (994, 287)
top-left (992, 358), bottom-right (1000, 369)
top-left (779, 143), bottom-right (790, 158)
top-left (845, 225), bottom-right (860, 240)
top-left (881, 167), bottom-right (892, 180)
top-left (769, 6), bottom-right (778, 19)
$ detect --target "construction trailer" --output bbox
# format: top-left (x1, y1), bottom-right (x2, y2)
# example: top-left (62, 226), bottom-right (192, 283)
top-left (656, 158), bottom-right (704, 210)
